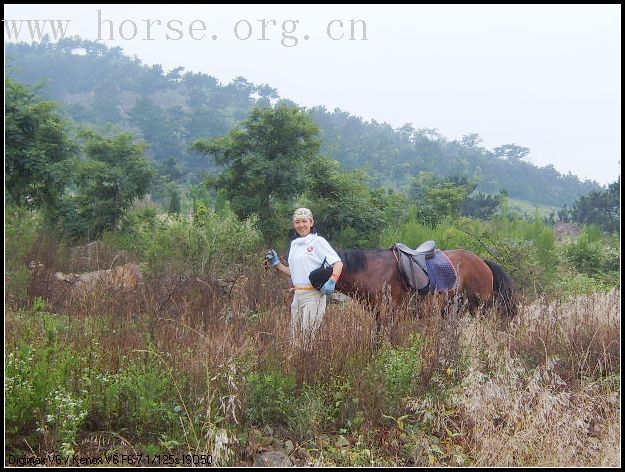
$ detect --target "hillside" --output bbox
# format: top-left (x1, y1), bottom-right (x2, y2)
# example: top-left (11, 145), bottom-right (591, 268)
top-left (6, 38), bottom-right (603, 207)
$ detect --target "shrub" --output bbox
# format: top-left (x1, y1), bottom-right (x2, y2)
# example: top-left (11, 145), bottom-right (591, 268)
top-left (118, 205), bottom-right (262, 277)
top-left (244, 369), bottom-right (296, 425)
top-left (565, 225), bottom-right (619, 277)
top-left (372, 334), bottom-right (424, 411)
top-left (5, 311), bottom-right (88, 451)
top-left (5, 206), bottom-right (42, 302)
top-left (43, 387), bottom-right (88, 459)
top-left (114, 352), bottom-right (184, 438)
top-left (288, 384), bottom-right (333, 438)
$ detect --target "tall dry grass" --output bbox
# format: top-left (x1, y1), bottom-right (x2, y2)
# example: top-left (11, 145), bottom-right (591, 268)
top-left (9, 240), bottom-right (621, 466)
top-left (455, 290), bottom-right (620, 467)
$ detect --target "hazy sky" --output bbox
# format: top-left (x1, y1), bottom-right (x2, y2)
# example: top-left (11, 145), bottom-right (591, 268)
top-left (5, 4), bottom-right (621, 185)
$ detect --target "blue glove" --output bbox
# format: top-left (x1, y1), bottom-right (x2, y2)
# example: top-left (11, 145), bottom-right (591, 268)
top-left (321, 278), bottom-right (336, 295)
top-left (266, 249), bottom-right (280, 266)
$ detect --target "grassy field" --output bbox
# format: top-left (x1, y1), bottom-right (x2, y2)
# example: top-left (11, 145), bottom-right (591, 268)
top-left (5, 254), bottom-right (620, 467)
top-left (506, 197), bottom-right (560, 218)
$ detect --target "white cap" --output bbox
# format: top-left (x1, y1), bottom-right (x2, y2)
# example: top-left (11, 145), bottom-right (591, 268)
top-left (292, 207), bottom-right (313, 221)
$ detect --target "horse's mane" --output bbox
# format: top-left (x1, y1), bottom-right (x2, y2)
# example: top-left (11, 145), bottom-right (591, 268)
top-left (336, 248), bottom-right (389, 274)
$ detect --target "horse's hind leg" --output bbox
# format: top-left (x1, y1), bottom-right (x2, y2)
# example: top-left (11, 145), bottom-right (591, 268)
top-left (466, 294), bottom-right (483, 315)
top-left (373, 308), bottom-right (383, 347)
top-left (435, 290), bottom-right (466, 318)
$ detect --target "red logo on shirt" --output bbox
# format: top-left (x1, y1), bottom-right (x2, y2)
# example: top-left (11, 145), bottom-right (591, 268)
top-left (307, 246), bottom-right (314, 253)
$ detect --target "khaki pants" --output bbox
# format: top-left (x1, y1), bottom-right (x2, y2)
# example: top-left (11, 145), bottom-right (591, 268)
top-left (290, 289), bottom-right (326, 349)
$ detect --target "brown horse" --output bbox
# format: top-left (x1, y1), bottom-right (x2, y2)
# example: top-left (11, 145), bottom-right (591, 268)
top-left (334, 247), bottom-right (517, 327)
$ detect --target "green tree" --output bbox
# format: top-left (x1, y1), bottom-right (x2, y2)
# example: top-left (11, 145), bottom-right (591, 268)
top-left (5, 78), bottom-right (77, 208)
top-left (409, 172), bottom-right (440, 201)
top-left (303, 157), bottom-right (404, 248)
top-left (167, 186), bottom-right (181, 214)
top-left (570, 177), bottom-right (620, 232)
top-left (423, 183), bottom-right (469, 225)
top-left (460, 190), bottom-right (506, 219)
top-left (192, 104), bottom-right (321, 242)
top-left (493, 143), bottom-right (530, 161)
top-left (156, 157), bottom-right (186, 182)
top-left (128, 97), bottom-right (183, 162)
top-left (409, 173), bottom-right (474, 226)
top-left (55, 131), bottom-right (154, 240)
top-left (7, 39), bottom-right (605, 209)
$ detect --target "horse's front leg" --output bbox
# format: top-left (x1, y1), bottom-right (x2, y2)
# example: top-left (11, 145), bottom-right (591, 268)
top-left (371, 284), bottom-right (403, 345)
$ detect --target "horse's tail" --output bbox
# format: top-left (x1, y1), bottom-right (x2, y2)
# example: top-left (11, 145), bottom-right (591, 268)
top-left (483, 259), bottom-right (518, 319)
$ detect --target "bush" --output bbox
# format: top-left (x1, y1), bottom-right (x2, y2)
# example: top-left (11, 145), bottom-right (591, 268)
top-left (5, 206), bottom-right (42, 302)
top-left (372, 334), bottom-right (424, 411)
top-left (118, 204), bottom-right (262, 277)
top-left (380, 215), bottom-right (477, 251)
top-left (244, 369), bottom-right (296, 425)
top-left (565, 226), bottom-right (617, 276)
top-left (44, 387), bottom-right (88, 459)
top-left (113, 352), bottom-right (184, 439)
top-left (288, 385), bottom-right (333, 438)
top-left (5, 310), bottom-right (88, 452)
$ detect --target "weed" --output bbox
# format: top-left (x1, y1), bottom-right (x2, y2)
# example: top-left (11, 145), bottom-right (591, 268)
top-left (372, 334), bottom-right (424, 411)
top-left (244, 368), bottom-right (296, 425)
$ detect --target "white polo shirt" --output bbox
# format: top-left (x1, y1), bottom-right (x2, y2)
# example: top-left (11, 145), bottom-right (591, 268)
top-left (288, 233), bottom-right (341, 286)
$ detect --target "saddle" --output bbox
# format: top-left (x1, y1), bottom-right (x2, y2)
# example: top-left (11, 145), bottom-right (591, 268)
top-left (393, 240), bottom-right (437, 293)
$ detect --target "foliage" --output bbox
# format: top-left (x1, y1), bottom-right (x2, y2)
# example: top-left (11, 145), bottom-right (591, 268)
top-left (129, 96), bottom-right (184, 163)
top-left (287, 385), bottom-right (334, 438)
top-left (118, 204), bottom-right (262, 277)
top-left (474, 212), bottom-right (559, 294)
top-left (244, 368), bottom-right (296, 425)
top-left (192, 104), bottom-right (321, 243)
top-left (43, 387), bottom-right (89, 459)
top-left (5, 311), bottom-right (88, 451)
top-left (380, 214), bottom-right (478, 252)
top-left (51, 131), bottom-right (154, 241)
top-left (112, 352), bottom-right (183, 438)
top-left (4, 248), bottom-right (620, 466)
top-left (567, 177), bottom-right (620, 232)
top-left (287, 376), bottom-right (362, 439)
top-left (371, 335), bottom-right (424, 411)
top-left (553, 271), bottom-right (617, 295)
top-left (564, 226), bottom-right (620, 280)
top-left (492, 143), bottom-right (530, 161)
top-left (409, 173), bottom-right (493, 226)
top-left (5, 206), bottom-right (43, 302)
top-left (6, 40), bottom-right (606, 208)
top-left (302, 157), bottom-right (406, 248)
top-left (5, 306), bottom-right (214, 458)
top-left (167, 186), bottom-right (182, 214)
top-left (460, 190), bottom-right (506, 220)
top-left (5, 78), bottom-right (77, 209)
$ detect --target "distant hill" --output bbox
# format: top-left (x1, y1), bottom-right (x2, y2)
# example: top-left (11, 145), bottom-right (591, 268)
top-left (6, 37), bottom-right (603, 207)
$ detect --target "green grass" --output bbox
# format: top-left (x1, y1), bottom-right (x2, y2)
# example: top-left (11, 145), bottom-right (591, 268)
top-left (507, 198), bottom-right (559, 217)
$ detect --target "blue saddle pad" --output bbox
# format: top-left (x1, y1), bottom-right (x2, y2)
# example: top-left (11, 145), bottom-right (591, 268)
top-left (425, 250), bottom-right (457, 291)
